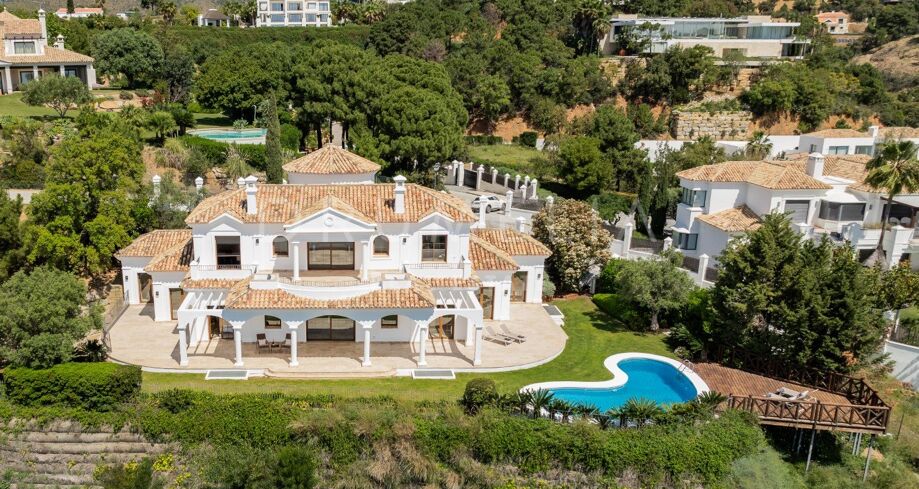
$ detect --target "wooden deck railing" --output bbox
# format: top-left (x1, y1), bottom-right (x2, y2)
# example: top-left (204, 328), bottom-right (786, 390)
top-left (725, 396), bottom-right (889, 434)
top-left (711, 347), bottom-right (887, 407)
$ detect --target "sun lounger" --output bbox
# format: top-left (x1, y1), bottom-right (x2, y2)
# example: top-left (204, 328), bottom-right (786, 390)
top-left (499, 324), bottom-right (526, 342)
top-left (483, 330), bottom-right (513, 346)
top-left (487, 325), bottom-right (524, 344)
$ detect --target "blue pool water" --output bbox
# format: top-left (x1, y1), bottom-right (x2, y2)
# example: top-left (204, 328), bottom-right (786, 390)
top-left (549, 359), bottom-right (698, 411)
top-left (193, 129), bottom-right (267, 141)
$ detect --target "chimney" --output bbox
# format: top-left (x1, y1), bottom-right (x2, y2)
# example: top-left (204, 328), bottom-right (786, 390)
top-left (54, 34), bottom-right (65, 49)
top-left (38, 9), bottom-right (47, 42)
top-left (393, 175), bottom-right (406, 214)
top-left (152, 174), bottom-right (161, 198)
top-left (869, 125), bottom-right (880, 139)
top-left (245, 175), bottom-right (258, 215)
top-left (806, 153), bottom-right (825, 179)
top-left (236, 177), bottom-right (246, 189)
top-left (194, 176), bottom-right (204, 193)
top-left (516, 217), bottom-right (526, 233)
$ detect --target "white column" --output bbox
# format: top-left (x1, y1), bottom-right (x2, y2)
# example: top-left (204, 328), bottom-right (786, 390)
top-left (622, 222), bottom-right (634, 258)
top-left (360, 320), bottom-right (374, 367)
top-left (32, 65), bottom-right (38, 80)
top-left (491, 168), bottom-right (498, 185)
top-left (515, 174), bottom-right (521, 190)
top-left (473, 324), bottom-right (484, 366)
top-left (361, 240), bottom-right (370, 281)
top-left (292, 241), bottom-right (300, 280)
top-left (504, 173), bottom-right (511, 188)
top-left (417, 321), bottom-right (428, 366)
top-left (233, 325), bottom-right (244, 367)
top-left (475, 165), bottom-right (484, 190)
top-left (3, 67), bottom-right (12, 94)
top-left (59, 65), bottom-right (65, 76)
top-left (529, 179), bottom-right (538, 200)
top-left (697, 254), bottom-right (710, 285)
top-left (178, 323), bottom-right (189, 366)
top-left (663, 237), bottom-right (673, 251)
top-left (286, 321), bottom-right (301, 367)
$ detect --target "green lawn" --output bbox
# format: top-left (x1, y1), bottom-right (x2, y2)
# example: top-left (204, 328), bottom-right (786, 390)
top-left (0, 93), bottom-right (59, 118)
top-left (142, 297), bottom-right (672, 401)
top-left (192, 112), bottom-right (234, 128)
top-left (466, 143), bottom-right (545, 172)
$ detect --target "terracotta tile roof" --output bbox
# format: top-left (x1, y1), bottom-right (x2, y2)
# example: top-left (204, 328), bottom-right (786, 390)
top-left (185, 184), bottom-right (476, 225)
top-left (0, 11), bottom-right (41, 37)
top-left (469, 235), bottom-right (518, 271)
top-left (804, 129), bottom-right (870, 138)
top-left (144, 239), bottom-right (193, 272)
top-left (776, 154), bottom-right (872, 182)
top-left (0, 45), bottom-right (94, 64)
top-left (676, 161), bottom-right (831, 190)
top-left (420, 276), bottom-right (482, 288)
top-left (696, 205), bottom-right (762, 233)
top-left (224, 279), bottom-right (435, 310)
top-left (878, 126), bottom-right (919, 139)
top-left (180, 277), bottom-right (243, 289)
top-left (472, 228), bottom-right (551, 256)
top-left (286, 194), bottom-right (374, 225)
top-left (116, 229), bottom-right (192, 258)
top-left (283, 146), bottom-right (381, 175)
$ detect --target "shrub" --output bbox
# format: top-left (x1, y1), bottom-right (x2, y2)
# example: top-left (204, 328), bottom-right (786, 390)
top-left (10, 333), bottom-right (73, 369)
top-left (280, 123), bottom-right (301, 151)
top-left (542, 277), bottom-right (557, 299)
top-left (95, 458), bottom-right (165, 489)
top-left (460, 378), bottom-right (498, 414)
top-left (518, 131), bottom-right (538, 147)
top-left (72, 339), bottom-right (109, 363)
top-left (119, 90), bottom-right (133, 101)
top-left (3, 363), bottom-right (141, 411)
top-left (465, 135), bottom-right (504, 146)
top-left (596, 259), bottom-right (625, 294)
top-left (134, 89), bottom-right (150, 98)
top-left (155, 388), bottom-right (197, 414)
top-left (178, 136), bottom-right (267, 172)
top-left (275, 445), bottom-right (319, 489)
top-left (592, 293), bottom-right (641, 326)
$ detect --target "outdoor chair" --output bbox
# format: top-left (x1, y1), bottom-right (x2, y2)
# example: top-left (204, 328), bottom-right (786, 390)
top-left (482, 327), bottom-right (513, 346)
top-left (499, 324), bottom-right (526, 343)
top-left (278, 333), bottom-right (292, 351)
top-left (487, 325), bottom-right (524, 344)
top-left (256, 333), bottom-right (272, 353)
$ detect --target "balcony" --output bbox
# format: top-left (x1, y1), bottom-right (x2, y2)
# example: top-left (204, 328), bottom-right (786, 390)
top-left (249, 270), bottom-right (412, 299)
top-left (189, 263), bottom-right (257, 280)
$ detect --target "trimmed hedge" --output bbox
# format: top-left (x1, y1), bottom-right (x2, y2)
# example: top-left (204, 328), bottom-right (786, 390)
top-left (2, 363), bottom-right (141, 411)
top-left (179, 136), bottom-right (268, 171)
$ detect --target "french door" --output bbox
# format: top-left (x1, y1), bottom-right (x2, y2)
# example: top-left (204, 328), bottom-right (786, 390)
top-left (479, 287), bottom-right (495, 320)
top-left (307, 242), bottom-right (354, 270)
top-left (307, 316), bottom-right (355, 341)
top-left (511, 271), bottom-right (528, 302)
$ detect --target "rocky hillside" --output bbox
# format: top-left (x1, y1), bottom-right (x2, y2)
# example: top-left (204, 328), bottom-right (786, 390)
top-left (854, 35), bottom-right (919, 88)
top-left (0, 419), bottom-right (168, 489)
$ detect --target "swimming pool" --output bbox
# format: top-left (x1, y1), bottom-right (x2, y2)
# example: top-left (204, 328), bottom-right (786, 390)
top-left (522, 353), bottom-right (709, 411)
top-left (190, 129), bottom-right (267, 144)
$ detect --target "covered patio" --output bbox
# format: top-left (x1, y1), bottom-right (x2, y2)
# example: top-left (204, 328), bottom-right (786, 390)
top-left (108, 303), bottom-right (566, 377)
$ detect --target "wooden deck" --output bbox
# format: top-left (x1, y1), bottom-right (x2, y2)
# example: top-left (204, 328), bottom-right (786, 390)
top-left (695, 363), bottom-right (849, 404)
top-left (694, 362), bottom-right (889, 434)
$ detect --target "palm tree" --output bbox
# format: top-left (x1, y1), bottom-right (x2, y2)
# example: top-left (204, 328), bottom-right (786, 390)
top-left (572, 0), bottom-right (612, 55)
top-left (621, 398), bottom-right (663, 427)
top-left (146, 111), bottom-right (178, 144)
top-left (515, 390), bottom-right (533, 416)
top-left (745, 131), bottom-right (773, 159)
top-left (864, 140), bottom-right (919, 268)
top-left (574, 403), bottom-right (600, 422)
top-left (548, 399), bottom-right (574, 422)
top-left (695, 391), bottom-right (727, 414)
top-left (529, 389), bottom-right (554, 419)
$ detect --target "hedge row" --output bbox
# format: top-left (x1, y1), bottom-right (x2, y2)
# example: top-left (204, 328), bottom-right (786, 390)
top-left (179, 136), bottom-right (267, 171)
top-left (465, 135), bottom-right (504, 146)
top-left (2, 363), bottom-right (141, 411)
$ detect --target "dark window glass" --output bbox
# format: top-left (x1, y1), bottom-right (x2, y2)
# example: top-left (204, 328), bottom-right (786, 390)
top-left (215, 236), bottom-right (241, 266)
top-left (421, 235), bottom-right (447, 262)
top-left (373, 236), bottom-right (389, 256)
top-left (381, 315), bottom-right (398, 329)
top-left (273, 236), bottom-right (289, 256)
top-left (265, 315), bottom-right (282, 329)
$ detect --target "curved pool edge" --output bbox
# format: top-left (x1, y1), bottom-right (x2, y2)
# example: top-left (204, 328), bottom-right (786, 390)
top-left (520, 352), bottom-right (710, 398)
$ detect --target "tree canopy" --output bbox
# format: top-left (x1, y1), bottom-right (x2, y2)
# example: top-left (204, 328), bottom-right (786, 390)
top-left (91, 28), bottom-right (164, 88)
top-left (20, 75), bottom-right (93, 118)
top-left (532, 198), bottom-right (611, 293)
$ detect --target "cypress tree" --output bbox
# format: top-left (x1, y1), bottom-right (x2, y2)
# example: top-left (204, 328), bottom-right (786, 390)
top-left (264, 93), bottom-right (284, 184)
top-left (67, 0), bottom-right (75, 14)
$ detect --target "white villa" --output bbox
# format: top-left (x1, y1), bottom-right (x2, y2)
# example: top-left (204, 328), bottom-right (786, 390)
top-left (672, 153), bottom-right (919, 270)
top-left (115, 148), bottom-right (551, 370)
top-left (0, 10), bottom-right (96, 94)
top-left (255, 1), bottom-right (331, 27)
top-left (54, 7), bottom-right (103, 20)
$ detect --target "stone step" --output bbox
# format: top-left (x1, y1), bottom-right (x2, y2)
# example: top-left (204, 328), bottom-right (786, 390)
top-left (13, 484), bottom-right (102, 489)
top-left (265, 368), bottom-right (396, 379)
top-left (1, 440), bottom-right (164, 455)
top-left (1, 459), bottom-right (100, 475)
top-left (12, 430), bottom-right (149, 443)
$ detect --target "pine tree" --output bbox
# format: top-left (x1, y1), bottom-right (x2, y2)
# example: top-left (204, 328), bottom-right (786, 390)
top-left (264, 93), bottom-right (284, 184)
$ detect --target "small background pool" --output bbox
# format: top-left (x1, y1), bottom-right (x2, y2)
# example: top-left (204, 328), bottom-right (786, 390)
top-left (192, 129), bottom-right (267, 142)
top-left (549, 359), bottom-right (698, 411)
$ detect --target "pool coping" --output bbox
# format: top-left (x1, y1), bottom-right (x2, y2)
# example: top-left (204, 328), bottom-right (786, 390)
top-left (519, 352), bottom-right (710, 397)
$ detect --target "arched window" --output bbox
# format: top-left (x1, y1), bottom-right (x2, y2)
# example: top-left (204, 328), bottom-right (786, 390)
top-left (272, 236), bottom-right (289, 257)
top-left (373, 235), bottom-right (389, 256)
top-left (264, 315), bottom-right (282, 329)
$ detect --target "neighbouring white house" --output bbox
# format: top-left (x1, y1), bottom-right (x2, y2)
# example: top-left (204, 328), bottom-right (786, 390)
top-left (54, 7), bottom-right (103, 19)
top-left (197, 9), bottom-right (231, 27)
top-left (672, 154), bottom-right (919, 270)
top-left (0, 9), bottom-right (96, 94)
top-left (255, 0), bottom-right (331, 27)
top-left (115, 149), bottom-right (550, 369)
top-left (604, 14), bottom-right (810, 59)
top-left (817, 11), bottom-right (849, 34)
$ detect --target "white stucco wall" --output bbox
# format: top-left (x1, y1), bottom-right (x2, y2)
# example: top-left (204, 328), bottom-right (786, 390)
top-left (884, 340), bottom-right (919, 389)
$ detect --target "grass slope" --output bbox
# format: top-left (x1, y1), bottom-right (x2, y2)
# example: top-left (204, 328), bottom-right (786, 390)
top-left (143, 297), bottom-right (673, 401)
top-left (466, 143), bottom-right (544, 172)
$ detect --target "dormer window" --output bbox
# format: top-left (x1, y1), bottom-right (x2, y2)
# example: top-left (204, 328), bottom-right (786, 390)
top-left (272, 236), bottom-right (289, 257)
top-left (13, 41), bottom-right (36, 54)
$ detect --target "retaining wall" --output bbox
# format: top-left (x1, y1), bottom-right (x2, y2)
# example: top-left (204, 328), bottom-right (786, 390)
top-left (670, 110), bottom-right (753, 140)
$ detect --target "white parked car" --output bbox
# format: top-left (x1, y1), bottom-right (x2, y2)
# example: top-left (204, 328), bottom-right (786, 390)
top-left (471, 195), bottom-right (506, 213)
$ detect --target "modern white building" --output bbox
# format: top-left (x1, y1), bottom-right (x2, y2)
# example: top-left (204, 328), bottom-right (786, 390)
top-left (54, 7), bottom-right (104, 20)
top-left (673, 154), bottom-right (919, 270)
top-left (605, 15), bottom-right (810, 59)
top-left (0, 10), bottom-right (96, 93)
top-left (255, 1), bottom-right (331, 27)
top-left (115, 149), bottom-right (550, 368)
